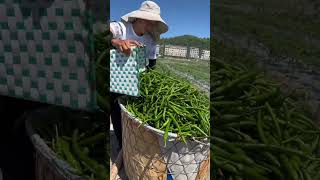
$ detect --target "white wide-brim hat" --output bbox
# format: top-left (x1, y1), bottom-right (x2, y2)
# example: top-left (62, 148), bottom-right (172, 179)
top-left (121, 1), bottom-right (169, 41)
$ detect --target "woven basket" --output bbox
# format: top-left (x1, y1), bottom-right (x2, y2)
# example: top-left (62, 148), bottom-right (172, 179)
top-left (25, 107), bottom-right (88, 180)
top-left (0, 0), bottom-right (97, 111)
top-left (118, 98), bottom-right (210, 180)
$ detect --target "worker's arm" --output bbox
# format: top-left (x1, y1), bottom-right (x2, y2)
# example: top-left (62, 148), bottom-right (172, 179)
top-left (111, 39), bottom-right (142, 56)
top-left (110, 22), bottom-right (142, 56)
top-left (110, 27), bottom-right (117, 49)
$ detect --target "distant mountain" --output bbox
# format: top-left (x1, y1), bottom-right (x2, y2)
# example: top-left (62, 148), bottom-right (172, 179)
top-left (159, 35), bottom-right (210, 50)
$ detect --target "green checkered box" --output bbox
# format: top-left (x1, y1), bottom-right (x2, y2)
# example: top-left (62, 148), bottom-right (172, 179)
top-left (0, 0), bottom-right (96, 111)
top-left (110, 46), bottom-right (147, 96)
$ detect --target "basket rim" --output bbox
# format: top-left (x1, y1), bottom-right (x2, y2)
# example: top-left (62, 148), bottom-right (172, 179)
top-left (118, 97), bottom-right (210, 145)
top-left (24, 108), bottom-right (88, 180)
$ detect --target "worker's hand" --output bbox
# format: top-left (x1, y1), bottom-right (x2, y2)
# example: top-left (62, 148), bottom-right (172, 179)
top-left (111, 39), bottom-right (143, 56)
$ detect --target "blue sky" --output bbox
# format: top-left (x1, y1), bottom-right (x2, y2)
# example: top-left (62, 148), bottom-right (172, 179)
top-left (110, 0), bottom-right (210, 38)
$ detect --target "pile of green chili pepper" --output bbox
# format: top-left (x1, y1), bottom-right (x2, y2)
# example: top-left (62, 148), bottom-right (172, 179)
top-left (36, 109), bottom-right (108, 180)
top-left (124, 70), bottom-right (210, 143)
top-left (211, 59), bottom-right (320, 180)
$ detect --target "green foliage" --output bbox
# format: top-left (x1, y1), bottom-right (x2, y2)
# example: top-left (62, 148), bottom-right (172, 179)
top-left (159, 35), bottom-right (210, 50)
top-left (214, 0), bottom-right (320, 66)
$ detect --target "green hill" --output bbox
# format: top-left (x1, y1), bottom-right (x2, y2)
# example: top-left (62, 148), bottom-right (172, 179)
top-left (159, 35), bottom-right (210, 50)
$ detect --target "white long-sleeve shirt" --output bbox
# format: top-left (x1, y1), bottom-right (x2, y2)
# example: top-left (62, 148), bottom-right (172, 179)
top-left (110, 21), bottom-right (157, 59)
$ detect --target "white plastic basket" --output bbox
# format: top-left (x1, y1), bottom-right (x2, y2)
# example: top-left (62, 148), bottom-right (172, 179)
top-left (118, 98), bottom-right (210, 180)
